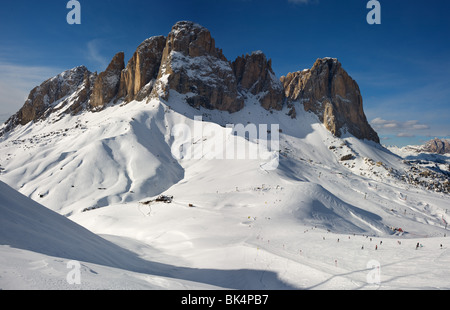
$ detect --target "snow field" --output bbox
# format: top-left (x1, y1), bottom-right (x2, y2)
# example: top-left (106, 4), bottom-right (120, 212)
top-left (1, 93), bottom-right (449, 289)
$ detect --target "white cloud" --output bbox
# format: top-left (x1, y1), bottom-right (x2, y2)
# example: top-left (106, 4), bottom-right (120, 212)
top-left (371, 118), bottom-right (430, 135)
top-left (397, 132), bottom-right (414, 138)
top-left (0, 40), bottom-right (111, 119)
top-left (86, 40), bottom-right (109, 72)
top-left (403, 120), bottom-right (430, 130)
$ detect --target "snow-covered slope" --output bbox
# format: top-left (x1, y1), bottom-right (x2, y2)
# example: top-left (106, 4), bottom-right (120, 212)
top-left (0, 180), bottom-right (217, 289)
top-left (1, 92), bottom-right (449, 290)
top-left (0, 179), bottom-right (297, 290)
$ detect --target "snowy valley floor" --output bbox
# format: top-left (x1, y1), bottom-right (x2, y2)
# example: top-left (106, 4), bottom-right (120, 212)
top-left (1, 217), bottom-right (449, 290)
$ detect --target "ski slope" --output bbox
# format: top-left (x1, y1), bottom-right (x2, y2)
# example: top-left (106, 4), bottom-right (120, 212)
top-left (0, 94), bottom-right (449, 290)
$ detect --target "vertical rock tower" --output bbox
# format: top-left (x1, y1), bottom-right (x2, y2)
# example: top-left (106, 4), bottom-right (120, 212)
top-left (281, 58), bottom-right (380, 143)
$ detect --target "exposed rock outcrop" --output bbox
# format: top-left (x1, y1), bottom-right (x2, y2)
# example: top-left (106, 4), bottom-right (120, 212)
top-left (232, 51), bottom-right (284, 111)
top-left (1, 22), bottom-right (380, 145)
top-left (422, 138), bottom-right (450, 154)
top-left (118, 36), bottom-right (166, 103)
top-left (89, 52), bottom-right (125, 110)
top-left (1, 66), bottom-right (94, 133)
top-left (153, 21), bottom-right (244, 113)
top-left (68, 70), bottom-right (97, 115)
top-left (281, 58), bottom-right (380, 143)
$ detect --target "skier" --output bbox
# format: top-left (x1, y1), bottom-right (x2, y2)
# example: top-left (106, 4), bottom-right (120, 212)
top-left (416, 242), bottom-right (420, 250)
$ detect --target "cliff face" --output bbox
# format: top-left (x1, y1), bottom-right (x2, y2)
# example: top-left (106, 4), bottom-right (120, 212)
top-left (232, 51), bottom-right (284, 111)
top-left (2, 66), bottom-right (95, 132)
top-left (118, 36), bottom-right (166, 103)
top-left (422, 138), bottom-right (450, 154)
top-left (1, 22), bottom-right (379, 144)
top-left (89, 52), bottom-right (125, 110)
top-left (152, 21), bottom-right (244, 113)
top-left (281, 58), bottom-right (380, 143)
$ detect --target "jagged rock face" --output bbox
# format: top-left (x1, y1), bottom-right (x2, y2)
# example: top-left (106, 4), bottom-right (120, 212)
top-left (154, 21), bottom-right (244, 113)
top-left (281, 58), bottom-right (380, 143)
top-left (163, 21), bottom-right (227, 60)
top-left (1, 22), bottom-right (381, 145)
top-left (1, 66), bottom-right (94, 133)
top-left (68, 70), bottom-right (97, 115)
top-left (118, 36), bottom-right (166, 103)
top-left (232, 51), bottom-right (284, 111)
top-left (422, 138), bottom-right (450, 154)
top-left (89, 52), bottom-right (125, 110)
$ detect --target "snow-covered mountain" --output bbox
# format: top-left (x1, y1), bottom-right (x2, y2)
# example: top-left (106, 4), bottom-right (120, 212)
top-left (0, 179), bottom-right (282, 290)
top-left (0, 21), bottom-right (449, 290)
top-left (388, 140), bottom-right (450, 194)
top-left (393, 138), bottom-right (450, 155)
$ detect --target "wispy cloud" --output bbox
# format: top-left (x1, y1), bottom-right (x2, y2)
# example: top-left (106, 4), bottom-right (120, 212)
top-left (363, 74), bottom-right (450, 141)
top-left (396, 132), bottom-right (414, 138)
top-left (0, 62), bottom-right (62, 116)
top-left (371, 118), bottom-right (431, 138)
top-left (86, 40), bottom-right (109, 72)
top-left (371, 118), bottom-right (430, 130)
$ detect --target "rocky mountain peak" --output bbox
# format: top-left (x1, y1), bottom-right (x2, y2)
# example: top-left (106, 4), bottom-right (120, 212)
top-left (166, 21), bottom-right (226, 60)
top-left (153, 21), bottom-right (244, 112)
top-left (281, 58), bottom-right (380, 143)
top-left (118, 35), bottom-right (166, 103)
top-left (422, 138), bottom-right (450, 154)
top-left (1, 65), bottom-right (94, 133)
top-left (89, 52), bottom-right (125, 110)
top-left (1, 22), bottom-right (380, 144)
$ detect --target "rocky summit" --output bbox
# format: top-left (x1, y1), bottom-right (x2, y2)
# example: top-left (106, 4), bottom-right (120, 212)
top-left (89, 52), bottom-right (125, 110)
top-left (1, 21), bottom-right (378, 143)
top-left (118, 36), bottom-right (166, 103)
top-left (2, 66), bottom-right (96, 133)
top-left (153, 21), bottom-right (244, 112)
top-left (422, 138), bottom-right (450, 155)
top-left (281, 58), bottom-right (380, 143)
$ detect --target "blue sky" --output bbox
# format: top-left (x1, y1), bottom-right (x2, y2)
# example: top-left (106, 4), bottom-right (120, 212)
top-left (0, 0), bottom-right (449, 146)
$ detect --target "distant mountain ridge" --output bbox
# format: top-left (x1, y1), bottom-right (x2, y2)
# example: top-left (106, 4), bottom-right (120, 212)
top-left (1, 21), bottom-right (379, 143)
top-left (281, 58), bottom-right (379, 143)
top-left (422, 138), bottom-right (450, 154)
top-left (401, 138), bottom-right (450, 155)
